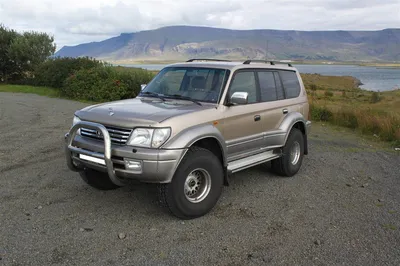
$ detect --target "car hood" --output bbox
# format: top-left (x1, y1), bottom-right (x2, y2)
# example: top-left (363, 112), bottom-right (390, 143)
top-left (75, 97), bottom-right (215, 128)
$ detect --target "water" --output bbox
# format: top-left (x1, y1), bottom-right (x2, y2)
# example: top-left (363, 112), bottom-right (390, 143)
top-left (122, 63), bottom-right (400, 92)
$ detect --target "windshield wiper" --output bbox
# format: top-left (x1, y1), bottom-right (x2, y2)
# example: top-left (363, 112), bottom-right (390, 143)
top-left (164, 94), bottom-right (202, 106)
top-left (139, 91), bottom-right (165, 101)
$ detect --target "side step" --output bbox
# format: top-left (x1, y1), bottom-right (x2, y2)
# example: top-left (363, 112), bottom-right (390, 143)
top-left (227, 150), bottom-right (281, 173)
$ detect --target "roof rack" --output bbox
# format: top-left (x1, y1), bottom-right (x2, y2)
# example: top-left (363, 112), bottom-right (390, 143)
top-left (243, 60), bottom-right (293, 67)
top-left (186, 58), bottom-right (232, 62)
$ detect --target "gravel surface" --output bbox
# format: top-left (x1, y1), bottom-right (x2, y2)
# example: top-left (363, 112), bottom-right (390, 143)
top-left (1, 92), bottom-right (400, 266)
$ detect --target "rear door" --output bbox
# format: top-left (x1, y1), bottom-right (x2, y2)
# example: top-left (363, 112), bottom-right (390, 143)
top-left (255, 70), bottom-right (287, 148)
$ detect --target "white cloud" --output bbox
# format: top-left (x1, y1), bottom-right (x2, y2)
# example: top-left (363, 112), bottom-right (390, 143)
top-left (0, 0), bottom-right (399, 50)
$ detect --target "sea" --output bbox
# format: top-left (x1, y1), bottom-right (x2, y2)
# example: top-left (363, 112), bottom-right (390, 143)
top-left (122, 63), bottom-right (400, 92)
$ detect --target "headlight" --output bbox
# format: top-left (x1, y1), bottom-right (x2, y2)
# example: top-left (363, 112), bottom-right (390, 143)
top-left (72, 116), bottom-right (81, 134)
top-left (127, 128), bottom-right (171, 148)
top-left (72, 116), bottom-right (81, 126)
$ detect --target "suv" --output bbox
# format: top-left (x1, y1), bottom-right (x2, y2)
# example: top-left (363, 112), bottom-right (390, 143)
top-left (64, 59), bottom-right (311, 219)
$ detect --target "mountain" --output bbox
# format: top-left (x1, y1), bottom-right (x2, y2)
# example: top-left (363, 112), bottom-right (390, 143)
top-left (55, 25), bottom-right (400, 62)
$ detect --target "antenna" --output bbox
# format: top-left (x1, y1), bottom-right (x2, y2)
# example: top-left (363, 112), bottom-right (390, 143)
top-left (265, 39), bottom-right (268, 60)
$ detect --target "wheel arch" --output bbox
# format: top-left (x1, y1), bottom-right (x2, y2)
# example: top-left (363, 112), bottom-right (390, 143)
top-left (279, 112), bottom-right (309, 155)
top-left (162, 123), bottom-right (229, 185)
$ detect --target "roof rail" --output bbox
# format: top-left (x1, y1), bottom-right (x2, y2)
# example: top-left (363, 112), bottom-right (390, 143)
top-left (186, 58), bottom-right (232, 62)
top-left (243, 60), bottom-right (293, 67)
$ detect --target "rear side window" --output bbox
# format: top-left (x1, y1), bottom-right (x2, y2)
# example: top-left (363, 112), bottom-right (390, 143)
top-left (279, 70), bottom-right (301, 99)
top-left (273, 72), bottom-right (285, 100)
top-left (257, 71), bottom-right (277, 102)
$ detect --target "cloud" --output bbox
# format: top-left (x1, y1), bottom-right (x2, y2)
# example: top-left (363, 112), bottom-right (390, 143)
top-left (0, 0), bottom-right (399, 49)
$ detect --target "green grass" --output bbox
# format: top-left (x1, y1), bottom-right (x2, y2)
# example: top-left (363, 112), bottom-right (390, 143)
top-left (0, 84), bottom-right (61, 97)
top-left (0, 84), bottom-right (97, 104)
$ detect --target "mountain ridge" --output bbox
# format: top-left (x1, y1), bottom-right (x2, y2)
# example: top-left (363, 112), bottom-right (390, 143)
top-left (55, 25), bottom-right (400, 62)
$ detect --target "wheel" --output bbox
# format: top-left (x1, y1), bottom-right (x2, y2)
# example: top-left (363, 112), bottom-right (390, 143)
top-left (79, 168), bottom-right (122, 190)
top-left (158, 146), bottom-right (224, 219)
top-left (271, 128), bottom-right (304, 177)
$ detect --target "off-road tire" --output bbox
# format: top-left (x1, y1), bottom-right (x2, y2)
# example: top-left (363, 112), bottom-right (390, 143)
top-left (158, 146), bottom-right (224, 219)
top-left (79, 168), bottom-right (121, 190)
top-left (271, 128), bottom-right (304, 177)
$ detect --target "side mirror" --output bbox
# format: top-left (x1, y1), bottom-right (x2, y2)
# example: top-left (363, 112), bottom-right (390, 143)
top-left (140, 84), bottom-right (147, 90)
top-left (230, 92), bottom-right (248, 105)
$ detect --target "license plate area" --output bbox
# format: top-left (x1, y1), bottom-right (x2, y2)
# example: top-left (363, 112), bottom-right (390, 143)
top-left (79, 154), bottom-right (106, 165)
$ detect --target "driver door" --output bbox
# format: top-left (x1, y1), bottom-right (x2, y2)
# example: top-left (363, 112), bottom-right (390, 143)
top-left (221, 70), bottom-right (267, 162)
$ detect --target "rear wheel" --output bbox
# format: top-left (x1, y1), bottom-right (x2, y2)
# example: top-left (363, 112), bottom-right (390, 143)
top-left (159, 146), bottom-right (224, 219)
top-left (79, 168), bottom-right (122, 190)
top-left (271, 128), bottom-right (304, 177)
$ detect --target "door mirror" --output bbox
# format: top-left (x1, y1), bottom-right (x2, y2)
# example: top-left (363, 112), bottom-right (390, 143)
top-left (230, 92), bottom-right (248, 105)
top-left (140, 84), bottom-right (147, 91)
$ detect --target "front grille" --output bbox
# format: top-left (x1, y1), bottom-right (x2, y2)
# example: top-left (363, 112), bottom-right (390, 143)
top-left (80, 126), bottom-right (132, 145)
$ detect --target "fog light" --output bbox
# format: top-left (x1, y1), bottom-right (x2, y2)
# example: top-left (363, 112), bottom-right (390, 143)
top-left (124, 159), bottom-right (142, 172)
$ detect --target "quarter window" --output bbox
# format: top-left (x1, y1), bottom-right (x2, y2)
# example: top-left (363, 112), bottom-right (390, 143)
top-left (278, 70), bottom-right (301, 99)
top-left (273, 72), bottom-right (285, 100)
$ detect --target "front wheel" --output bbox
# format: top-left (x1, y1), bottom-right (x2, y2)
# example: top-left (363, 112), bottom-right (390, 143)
top-left (271, 128), bottom-right (305, 177)
top-left (159, 147), bottom-right (224, 219)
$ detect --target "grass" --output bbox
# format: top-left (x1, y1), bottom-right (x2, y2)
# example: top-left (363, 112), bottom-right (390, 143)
top-left (0, 84), bottom-right (61, 98)
top-left (0, 84), bottom-right (97, 104)
top-left (303, 74), bottom-right (400, 146)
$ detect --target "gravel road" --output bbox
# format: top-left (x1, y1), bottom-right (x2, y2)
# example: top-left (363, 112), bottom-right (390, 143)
top-left (1, 92), bottom-right (399, 266)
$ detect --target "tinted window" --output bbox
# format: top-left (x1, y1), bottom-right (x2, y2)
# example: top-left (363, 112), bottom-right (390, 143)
top-left (229, 71), bottom-right (257, 104)
top-left (279, 70), bottom-right (301, 99)
top-left (273, 72), bottom-right (285, 100)
top-left (257, 71), bottom-right (277, 102)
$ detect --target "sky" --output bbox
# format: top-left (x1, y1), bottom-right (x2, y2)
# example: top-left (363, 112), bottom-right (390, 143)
top-left (1, 0), bottom-right (399, 50)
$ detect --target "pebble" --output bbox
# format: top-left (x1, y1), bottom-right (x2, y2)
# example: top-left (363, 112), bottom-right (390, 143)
top-left (314, 240), bottom-right (321, 245)
top-left (37, 206), bottom-right (43, 210)
top-left (118, 233), bottom-right (126, 239)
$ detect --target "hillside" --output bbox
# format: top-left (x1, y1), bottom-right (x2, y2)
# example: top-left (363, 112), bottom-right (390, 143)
top-left (55, 25), bottom-right (400, 62)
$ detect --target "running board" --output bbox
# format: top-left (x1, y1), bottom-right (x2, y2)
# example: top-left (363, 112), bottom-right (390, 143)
top-left (227, 150), bottom-right (281, 173)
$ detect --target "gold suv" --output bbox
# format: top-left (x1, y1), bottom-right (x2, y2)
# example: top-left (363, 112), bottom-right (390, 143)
top-left (65, 59), bottom-right (311, 219)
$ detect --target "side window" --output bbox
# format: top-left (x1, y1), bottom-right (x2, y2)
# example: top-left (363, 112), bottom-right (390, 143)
top-left (257, 71), bottom-right (277, 102)
top-left (229, 71), bottom-right (258, 104)
top-left (273, 72), bottom-right (285, 100)
top-left (278, 70), bottom-right (301, 99)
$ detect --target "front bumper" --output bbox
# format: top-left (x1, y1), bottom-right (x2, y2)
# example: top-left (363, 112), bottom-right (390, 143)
top-left (64, 121), bottom-right (187, 185)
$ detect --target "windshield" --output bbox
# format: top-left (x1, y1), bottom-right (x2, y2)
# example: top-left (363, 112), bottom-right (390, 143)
top-left (139, 67), bottom-right (230, 103)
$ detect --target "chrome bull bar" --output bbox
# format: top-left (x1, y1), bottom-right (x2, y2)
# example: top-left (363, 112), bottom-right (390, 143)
top-left (65, 121), bottom-right (125, 186)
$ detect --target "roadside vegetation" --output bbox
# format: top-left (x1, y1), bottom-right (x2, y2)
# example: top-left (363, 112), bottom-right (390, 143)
top-left (302, 74), bottom-right (400, 146)
top-left (1, 24), bottom-right (399, 146)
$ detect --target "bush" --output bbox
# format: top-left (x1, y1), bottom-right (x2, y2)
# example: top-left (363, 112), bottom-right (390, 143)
top-left (310, 104), bottom-right (333, 121)
top-left (62, 65), bottom-right (155, 102)
top-left (33, 57), bottom-right (104, 88)
top-left (324, 89), bottom-right (334, 98)
top-left (370, 91), bottom-right (381, 103)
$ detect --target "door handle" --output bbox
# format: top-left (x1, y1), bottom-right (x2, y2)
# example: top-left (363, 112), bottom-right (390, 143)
top-left (282, 109), bottom-right (288, 114)
top-left (254, 115), bottom-right (261, 121)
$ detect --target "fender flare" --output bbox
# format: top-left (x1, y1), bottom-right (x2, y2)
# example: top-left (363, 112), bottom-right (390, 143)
top-left (279, 112), bottom-right (308, 153)
top-left (162, 123), bottom-right (228, 167)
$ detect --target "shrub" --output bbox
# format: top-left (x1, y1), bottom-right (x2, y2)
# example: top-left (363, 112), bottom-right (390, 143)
top-left (324, 89), bottom-right (334, 98)
top-left (62, 65), bottom-right (155, 102)
top-left (370, 91), bottom-right (381, 103)
top-left (33, 57), bottom-right (104, 88)
top-left (310, 104), bottom-right (333, 121)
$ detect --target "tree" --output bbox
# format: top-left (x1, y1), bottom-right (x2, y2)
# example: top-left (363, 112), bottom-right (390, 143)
top-left (0, 24), bottom-right (18, 81)
top-left (0, 24), bottom-right (56, 82)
